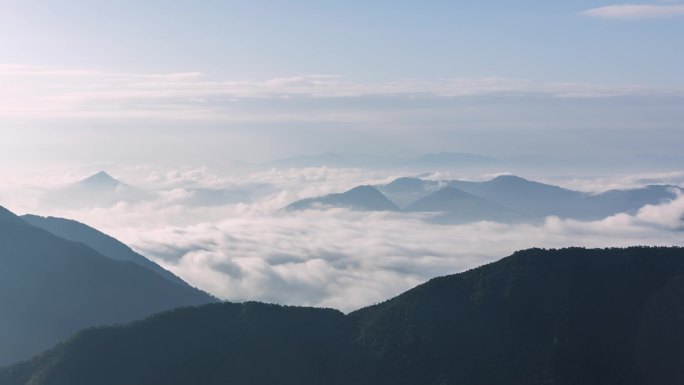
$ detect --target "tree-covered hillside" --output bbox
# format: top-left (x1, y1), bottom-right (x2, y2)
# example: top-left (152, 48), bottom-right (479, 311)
top-left (2, 247), bottom-right (683, 385)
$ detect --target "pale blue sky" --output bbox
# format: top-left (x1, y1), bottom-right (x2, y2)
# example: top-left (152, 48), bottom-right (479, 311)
top-left (0, 1), bottom-right (683, 164)
top-left (1, 1), bottom-right (683, 83)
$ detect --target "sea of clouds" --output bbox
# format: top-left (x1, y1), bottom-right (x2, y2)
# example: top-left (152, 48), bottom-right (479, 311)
top-left (1, 166), bottom-right (683, 312)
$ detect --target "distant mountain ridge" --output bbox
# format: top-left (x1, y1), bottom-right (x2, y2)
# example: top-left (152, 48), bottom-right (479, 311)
top-left (0, 206), bottom-right (216, 366)
top-left (404, 152), bottom-right (499, 168)
top-left (262, 152), bottom-right (499, 170)
top-left (377, 177), bottom-right (441, 208)
top-left (404, 186), bottom-right (525, 223)
top-left (446, 175), bottom-right (587, 218)
top-left (285, 185), bottom-right (400, 211)
top-left (267, 153), bottom-right (353, 168)
top-left (3, 247), bottom-right (683, 385)
top-left (288, 175), bottom-right (682, 223)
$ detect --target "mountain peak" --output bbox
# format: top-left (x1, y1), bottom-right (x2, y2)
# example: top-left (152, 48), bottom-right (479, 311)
top-left (490, 174), bottom-right (526, 182)
top-left (385, 177), bottom-right (425, 188)
top-left (487, 175), bottom-right (535, 186)
top-left (78, 171), bottom-right (121, 187)
top-left (430, 186), bottom-right (474, 198)
top-left (85, 170), bottom-right (116, 181)
top-left (286, 185), bottom-right (399, 211)
top-left (0, 205), bottom-right (22, 223)
top-left (405, 186), bottom-right (499, 213)
top-left (346, 185), bottom-right (381, 194)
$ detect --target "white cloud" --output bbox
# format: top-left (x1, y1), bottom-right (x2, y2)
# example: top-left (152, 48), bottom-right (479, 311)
top-left (1, 63), bottom-right (683, 123)
top-left (126, 198), bottom-right (684, 312)
top-left (7, 166), bottom-right (683, 313)
top-left (581, 4), bottom-right (684, 20)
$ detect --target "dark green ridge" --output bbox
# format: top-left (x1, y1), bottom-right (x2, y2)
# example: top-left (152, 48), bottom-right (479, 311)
top-left (3, 246), bottom-right (683, 385)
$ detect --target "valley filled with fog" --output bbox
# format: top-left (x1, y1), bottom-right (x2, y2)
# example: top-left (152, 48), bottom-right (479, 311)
top-left (2, 160), bottom-right (682, 312)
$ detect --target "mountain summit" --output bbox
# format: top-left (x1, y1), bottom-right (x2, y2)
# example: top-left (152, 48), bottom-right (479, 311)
top-left (404, 186), bottom-right (524, 223)
top-left (0, 206), bottom-right (22, 224)
top-left (77, 171), bottom-right (122, 189)
top-left (286, 185), bottom-right (400, 211)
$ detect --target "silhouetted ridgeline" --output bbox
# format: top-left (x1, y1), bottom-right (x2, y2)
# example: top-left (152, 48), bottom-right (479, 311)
top-left (21, 214), bottom-right (188, 286)
top-left (2, 247), bottom-right (683, 385)
top-left (285, 185), bottom-right (400, 211)
top-left (290, 175), bottom-right (682, 222)
top-left (0, 206), bottom-right (216, 366)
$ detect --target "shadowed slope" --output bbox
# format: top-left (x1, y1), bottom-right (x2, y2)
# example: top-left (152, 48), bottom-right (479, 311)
top-left (21, 214), bottom-right (187, 286)
top-left (4, 247), bottom-right (683, 385)
top-left (0, 206), bottom-right (216, 366)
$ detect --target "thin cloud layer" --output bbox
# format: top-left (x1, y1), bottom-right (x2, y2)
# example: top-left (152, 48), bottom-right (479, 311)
top-left (581, 4), bottom-right (684, 19)
top-left (2, 63), bottom-right (684, 123)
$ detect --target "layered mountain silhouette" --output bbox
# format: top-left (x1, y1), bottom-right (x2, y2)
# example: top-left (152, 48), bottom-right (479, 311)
top-left (2, 247), bottom-right (683, 385)
top-left (403, 151), bottom-right (499, 168)
top-left (264, 152), bottom-right (498, 170)
top-left (285, 186), bottom-right (400, 211)
top-left (447, 175), bottom-right (587, 218)
top-left (43, 171), bottom-right (150, 208)
top-left (587, 185), bottom-right (682, 219)
top-left (289, 175), bottom-right (682, 223)
top-left (0, 206), bottom-right (216, 366)
top-left (404, 186), bottom-right (525, 223)
top-left (447, 175), bottom-right (681, 220)
top-left (376, 177), bottom-right (441, 208)
top-left (21, 215), bottom-right (187, 286)
top-left (267, 153), bottom-right (353, 168)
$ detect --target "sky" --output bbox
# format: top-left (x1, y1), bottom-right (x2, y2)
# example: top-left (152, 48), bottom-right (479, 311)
top-left (1, 0), bottom-right (683, 165)
top-left (2, 1), bottom-right (683, 82)
top-left (1, 1), bottom-right (683, 311)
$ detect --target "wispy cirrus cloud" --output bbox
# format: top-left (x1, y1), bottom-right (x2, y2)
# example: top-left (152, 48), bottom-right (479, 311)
top-left (581, 4), bottom-right (684, 20)
top-left (1, 63), bottom-right (683, 124)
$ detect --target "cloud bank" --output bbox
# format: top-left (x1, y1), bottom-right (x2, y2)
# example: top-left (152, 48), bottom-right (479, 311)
top-left (129, 197), bottom-right (684, 312)
top-left (6, 166), bottom-right (682, 313)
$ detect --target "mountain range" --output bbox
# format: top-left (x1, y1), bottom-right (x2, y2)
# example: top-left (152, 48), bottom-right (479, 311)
top-left (402, 151), bottom-right (499, 168)
top-left (288, 175), bottom-right (682, 222)
top-left (264, 152), bottom-right (500, 170)
top-left (2, 246), bottom-right (682, 385)
top-left (404, 186), bottom-right (525, 223)
top-left (0, 206), bottom-right (216, 366)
